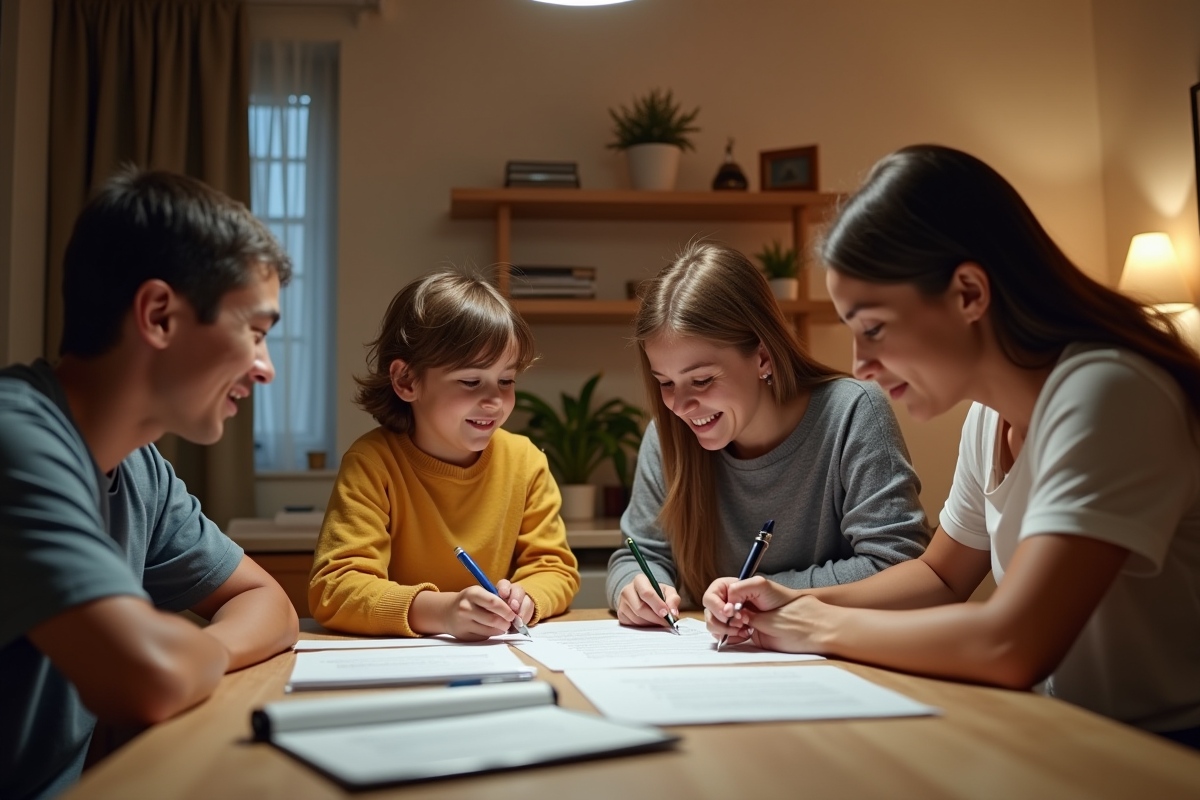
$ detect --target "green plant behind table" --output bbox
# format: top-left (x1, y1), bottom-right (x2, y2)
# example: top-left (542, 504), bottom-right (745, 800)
top-left (755, 240), bottom-right (799, 279)
top-left (513, 373), bottom-right (646, 487)
top-left (607, 88), bottom-right (701, 152)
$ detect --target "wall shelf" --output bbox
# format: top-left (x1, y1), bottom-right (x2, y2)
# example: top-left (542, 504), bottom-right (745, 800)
top-left (449, 187), bottom-right (841, 335)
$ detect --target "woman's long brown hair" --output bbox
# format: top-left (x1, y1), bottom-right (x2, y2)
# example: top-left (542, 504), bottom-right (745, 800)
top-left (633, 242), bottom-right (843, 600)
top-left (821, 144), bottom-right (1200, 418)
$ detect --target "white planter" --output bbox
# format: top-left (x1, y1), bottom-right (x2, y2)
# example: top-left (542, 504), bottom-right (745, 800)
top-left (559, 484), bottom-right (597, 520)
top-left (769, 277), bottom-right (800, 300)
top-left (626, 143), bottom-right (681, 191)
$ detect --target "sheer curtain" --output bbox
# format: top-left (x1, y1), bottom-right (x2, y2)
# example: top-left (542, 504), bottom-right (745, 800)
top-left (249, 41), bottom-right (339, 472)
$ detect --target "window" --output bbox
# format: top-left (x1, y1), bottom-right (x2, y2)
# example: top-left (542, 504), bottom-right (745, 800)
top-left (249, 41), bottom-right (339, 472)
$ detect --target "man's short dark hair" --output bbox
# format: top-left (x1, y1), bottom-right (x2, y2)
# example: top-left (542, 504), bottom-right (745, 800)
top-left (59, 167), bottom-right (293, 357)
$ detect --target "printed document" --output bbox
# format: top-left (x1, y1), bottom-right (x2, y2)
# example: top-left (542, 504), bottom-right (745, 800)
top-left (294, 632), bottom-right (527, 651)
top-left (287, 642), bottom-right (535, 690)
top-left (513, 618), bottom-right (823, 670)
top-left (566, 665), bottom-right (941, 725)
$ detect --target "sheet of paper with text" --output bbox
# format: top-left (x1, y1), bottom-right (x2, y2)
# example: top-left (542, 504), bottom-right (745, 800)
top-left (565, 665), bottom-right (942, 725)
top-left (513, 618), bottom-right (823, 670)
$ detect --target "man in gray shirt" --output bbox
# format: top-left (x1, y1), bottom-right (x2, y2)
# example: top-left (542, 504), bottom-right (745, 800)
top-left (0, 169), bottom-right (299, 800)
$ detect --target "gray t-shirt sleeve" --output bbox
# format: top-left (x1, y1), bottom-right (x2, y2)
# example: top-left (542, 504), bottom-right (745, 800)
top-left (761, 381), bottom-right (930, 589)
top-left (0, 389), bottom-right (146, 647)
top-left (606, 423), bottom-right (678, 608)
top-left (121, 445), bottom-right (244, 612)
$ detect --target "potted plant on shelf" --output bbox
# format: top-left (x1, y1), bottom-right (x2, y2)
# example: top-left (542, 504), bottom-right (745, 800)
top-left (607, 88), bottom-right (700, 191)
top-left (513, 373), bottom-right (645, 520)
top-left (755, 240), bottom-right (800, 301)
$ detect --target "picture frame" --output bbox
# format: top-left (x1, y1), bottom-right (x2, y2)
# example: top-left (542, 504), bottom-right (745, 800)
top-left (760, 145), bottom-right (819, 191)
top-left (1192, 82), bottom-right (1200, 239)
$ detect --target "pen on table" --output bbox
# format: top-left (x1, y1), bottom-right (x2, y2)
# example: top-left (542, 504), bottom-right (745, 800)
top-left (453, 546), bottom-right (533, 638)
top-left (624, 537), bottom-right (681, 635)
top-left (717, 519), bottom-right (774, 652)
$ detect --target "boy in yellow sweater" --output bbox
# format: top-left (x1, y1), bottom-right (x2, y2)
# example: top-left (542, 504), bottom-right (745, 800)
top-left (309, 271), bottom-right (579, 639)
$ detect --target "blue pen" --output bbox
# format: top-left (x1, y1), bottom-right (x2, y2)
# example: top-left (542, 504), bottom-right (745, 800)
top-left (717, 519), bottom-right (774, 651)
top-left (453, 546), bottom-right (533, 638)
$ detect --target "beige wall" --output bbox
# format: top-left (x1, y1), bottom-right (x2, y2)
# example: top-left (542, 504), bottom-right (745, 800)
top-left (250, 0), bottom-right (1112, 520)
top-left (0, 0), bottom-right (50, 365)
top-left (3, 1), bottom-right (1192, 524)
top-left (1093, 0), bottom-right (1200, 292)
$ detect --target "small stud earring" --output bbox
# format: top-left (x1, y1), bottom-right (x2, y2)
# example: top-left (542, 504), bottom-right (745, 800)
top-left (761, 373), bottom-right (773, 386)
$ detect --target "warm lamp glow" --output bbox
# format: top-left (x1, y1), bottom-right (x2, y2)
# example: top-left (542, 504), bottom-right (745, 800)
top-left (532, 0), bottom-right (635, 5)
top-left (1118, 232), bottom-right (1192, 311)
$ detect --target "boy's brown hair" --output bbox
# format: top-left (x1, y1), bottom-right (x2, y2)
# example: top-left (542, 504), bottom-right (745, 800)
top-left (355, 270), bottom-right (537, 433)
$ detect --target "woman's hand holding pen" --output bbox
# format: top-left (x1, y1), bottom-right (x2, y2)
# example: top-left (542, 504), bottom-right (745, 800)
top-left (704, 576), bottom-right (822, 651)
top-left (616, 574), bottom-right (682, 630)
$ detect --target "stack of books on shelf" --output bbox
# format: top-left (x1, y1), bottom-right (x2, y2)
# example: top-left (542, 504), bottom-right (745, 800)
top-left (509, 266), bottom-right (595, 299)
top-left (504, 161), bottom-right (580, 189)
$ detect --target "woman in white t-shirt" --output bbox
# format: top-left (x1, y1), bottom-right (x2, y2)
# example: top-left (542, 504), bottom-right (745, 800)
top-left (704, 144), bottom-right (1200, 746)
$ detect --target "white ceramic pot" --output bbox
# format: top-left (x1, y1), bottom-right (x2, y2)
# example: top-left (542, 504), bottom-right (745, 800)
top-left (769, 277), bottom-right (800, 301)
top-left (559, 484), bottom-right (597, 520)
top-left (626, 143), bottom-right (681, 191)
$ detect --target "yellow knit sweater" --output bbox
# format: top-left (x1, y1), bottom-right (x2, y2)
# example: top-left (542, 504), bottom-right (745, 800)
top-left (308, 427), bottom-right (580, 636)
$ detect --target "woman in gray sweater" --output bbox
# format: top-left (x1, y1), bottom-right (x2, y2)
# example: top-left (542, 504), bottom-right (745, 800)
top-left (607, 242), bottom-right (930, 627)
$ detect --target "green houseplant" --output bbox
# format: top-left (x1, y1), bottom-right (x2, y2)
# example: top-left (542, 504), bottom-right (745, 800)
top-left (607, 88), bottom-right (701, 191)
top-left (513, 373), bottom-right (645, 519)
top-left (755, 240), bottom-right (800, 300)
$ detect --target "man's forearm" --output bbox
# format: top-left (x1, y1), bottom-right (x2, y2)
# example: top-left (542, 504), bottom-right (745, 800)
top-left (203, 586), bottom-right (298, 671)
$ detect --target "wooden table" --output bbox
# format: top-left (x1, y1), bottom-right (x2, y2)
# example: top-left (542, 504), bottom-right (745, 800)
top-left (62, 610), bottom-right (1200, 800)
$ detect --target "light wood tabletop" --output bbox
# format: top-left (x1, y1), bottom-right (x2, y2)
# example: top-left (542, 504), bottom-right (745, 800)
top-left (62, 609), bottom-right (1200, 800)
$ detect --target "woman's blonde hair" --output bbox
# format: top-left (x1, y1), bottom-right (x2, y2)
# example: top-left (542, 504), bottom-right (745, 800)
top-left (634, 242), bottom-right (843, 599)
top-left (356, 269), bottom-right (537, 433)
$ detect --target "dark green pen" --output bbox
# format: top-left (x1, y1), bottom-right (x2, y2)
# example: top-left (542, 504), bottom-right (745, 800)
top-left (625, 537), bottom-right (681, 635)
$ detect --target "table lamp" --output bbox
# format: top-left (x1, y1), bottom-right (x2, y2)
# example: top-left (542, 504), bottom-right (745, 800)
top-left (1118, 232), bottom-right (1200, 350)
top-left (1118, 232), bottom-right (1192, 312)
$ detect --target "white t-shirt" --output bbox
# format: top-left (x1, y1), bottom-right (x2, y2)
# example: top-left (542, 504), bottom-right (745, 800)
top-left (940, 344), bottom-right (1200, 732)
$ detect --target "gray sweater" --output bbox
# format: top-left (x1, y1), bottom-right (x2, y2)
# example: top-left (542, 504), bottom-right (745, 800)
top-left (607, 378), bottom-right (931, 608)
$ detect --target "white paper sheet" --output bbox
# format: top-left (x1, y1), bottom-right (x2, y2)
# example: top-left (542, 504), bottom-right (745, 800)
top-left (294, 633), bottom-right (527, 651)
top-left (287, 643), bottom-right (536, 691)
top-left (512, 618), bottom-right (823, 670)
top-left (565, 665), bottom-right (941, 725)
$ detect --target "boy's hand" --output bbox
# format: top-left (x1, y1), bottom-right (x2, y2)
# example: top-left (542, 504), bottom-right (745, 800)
top-left (616, 574), bottom-right (681, 630)
top-left (497, 579), bottom-right (536, 627)
top-left (444, 585), bottom-right (516, 641)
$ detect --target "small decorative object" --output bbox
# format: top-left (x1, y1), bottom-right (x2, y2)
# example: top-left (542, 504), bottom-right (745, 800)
top-left (607, 88), bottom-right (700, 191)
top-left (760, 145), bottom-right (819, 191)
top-left (755, 240), bottom-right (800, 301)
top-left (1192, 82), bottom-right (1200, 239)
top-left (514, 373), bottom-right (645, 520)
top-left (505, 160), bottom-right (580, 189)
top-left (711, 137), bottom-right (748, 191)
top-left (306, 450), bottom-right (327, 470)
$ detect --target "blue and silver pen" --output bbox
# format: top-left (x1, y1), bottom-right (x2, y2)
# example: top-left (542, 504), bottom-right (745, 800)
top-left (453, 546), bottom-right (533, 638)
top-left (717, 519), bottom-right (774, 651)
